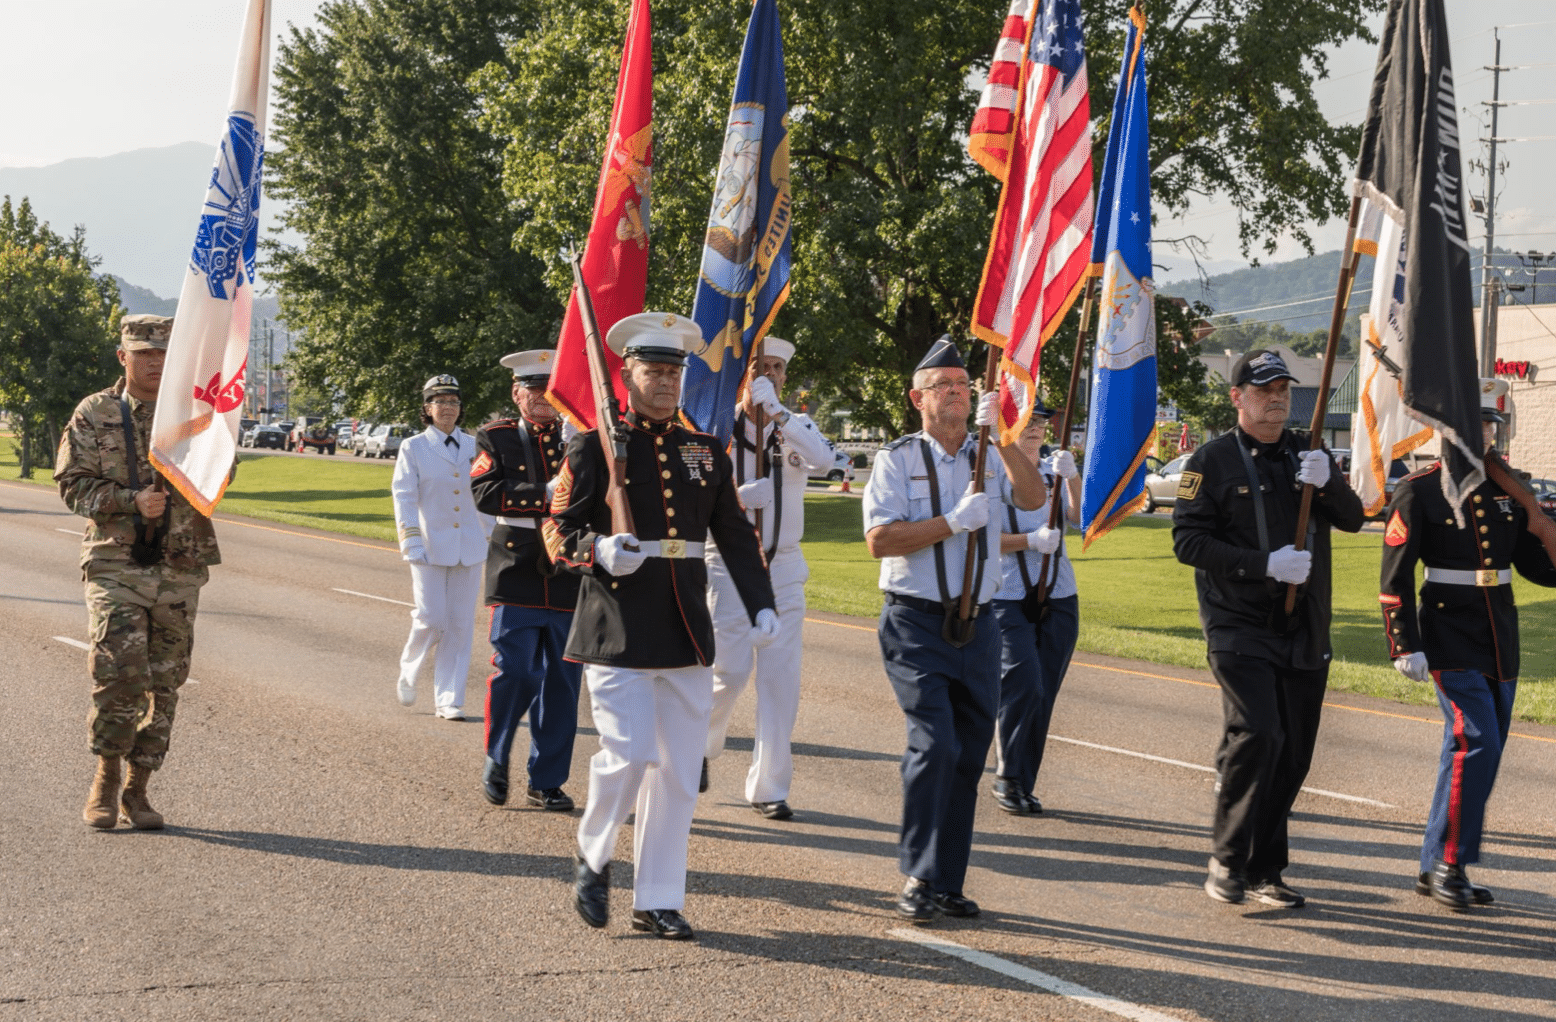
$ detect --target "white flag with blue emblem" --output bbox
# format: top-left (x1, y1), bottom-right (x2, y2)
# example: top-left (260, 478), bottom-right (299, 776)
top-left (149, 0), bottom-right (271, 516)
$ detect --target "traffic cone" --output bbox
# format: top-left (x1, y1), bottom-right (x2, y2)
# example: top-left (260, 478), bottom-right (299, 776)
top-left (840, 478), bottom-right (851, 493)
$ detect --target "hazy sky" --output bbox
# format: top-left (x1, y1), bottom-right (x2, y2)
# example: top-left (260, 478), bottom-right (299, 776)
top-left (0, 0), bottom-right (1551, 284)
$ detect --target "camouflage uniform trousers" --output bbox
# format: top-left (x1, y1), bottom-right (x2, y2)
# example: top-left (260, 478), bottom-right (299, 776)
top-left (84, 565), bottom-right (208, 769)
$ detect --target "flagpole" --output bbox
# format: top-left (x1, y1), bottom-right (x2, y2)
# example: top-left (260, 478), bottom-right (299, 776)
top-left (1035, 276), bottom-right (1097, 605)
top-left (955, 345), bottom-right (1001, 632)
top-left (752, 336), bottom-right (767, 540)
top-left (1284, 194), bottom-right (1363, 615)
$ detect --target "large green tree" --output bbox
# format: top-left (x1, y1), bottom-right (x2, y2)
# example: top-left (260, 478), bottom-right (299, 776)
top-left (0, 197), bottom-right (121, 478)
top-left (266, 0), bottom-right (560, 426)
top-left (475, 0), bottom-right (1382, 436)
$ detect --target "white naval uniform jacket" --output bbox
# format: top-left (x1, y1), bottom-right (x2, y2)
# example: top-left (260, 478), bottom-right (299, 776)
top-left (391, 426), bottom-right (491, 566)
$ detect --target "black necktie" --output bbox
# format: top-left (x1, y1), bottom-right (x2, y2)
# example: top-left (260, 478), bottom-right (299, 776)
top-left (444, 435), bottom-right (457, 448)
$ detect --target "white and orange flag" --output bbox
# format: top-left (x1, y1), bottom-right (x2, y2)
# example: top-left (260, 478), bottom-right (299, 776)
top-left (150, 0), bottom-right (272, 515)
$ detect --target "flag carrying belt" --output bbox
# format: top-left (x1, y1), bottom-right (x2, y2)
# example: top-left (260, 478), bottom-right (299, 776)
top-left (732, 412), bottom-right (783, 562)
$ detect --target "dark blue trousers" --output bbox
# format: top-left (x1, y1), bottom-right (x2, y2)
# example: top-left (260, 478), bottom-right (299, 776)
top-left (485, 605), bottom-right (582, 790)
top-left (1421, 669), bottom-right (1515, 872)
top-left (992, 594), bottom-right (1079, 795)
top-left (878, 601), bottom-right (999, 894)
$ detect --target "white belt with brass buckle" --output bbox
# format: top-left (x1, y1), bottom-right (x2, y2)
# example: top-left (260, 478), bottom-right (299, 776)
top-left (1424, 566), bottom-right (1510, 586)
top-left (635, 539), bottom-right (705, 559)
top-left (496, 517), bottom-right (537, 529)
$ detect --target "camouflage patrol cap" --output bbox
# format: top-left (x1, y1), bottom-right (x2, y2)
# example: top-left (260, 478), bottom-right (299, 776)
top-left (120, 314), bottom-right (173, 351)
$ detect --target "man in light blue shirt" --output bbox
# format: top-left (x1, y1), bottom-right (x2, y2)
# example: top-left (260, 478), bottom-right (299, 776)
top-left (863, 336), bottom-right (1046, 923)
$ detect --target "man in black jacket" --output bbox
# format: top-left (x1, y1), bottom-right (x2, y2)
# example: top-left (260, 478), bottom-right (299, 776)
top-left (471, 349), bottom-right (582, 812)
top-left (1380, 382), bottom-right (1556, 909)
top-left (1173, 349), bottom-right (1365, 908)
top-left (543, 312), bottom-right (777, 941)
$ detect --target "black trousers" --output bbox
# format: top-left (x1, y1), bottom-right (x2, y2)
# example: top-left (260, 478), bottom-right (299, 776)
top-left (1208, 651), bottom-right (1328, 881)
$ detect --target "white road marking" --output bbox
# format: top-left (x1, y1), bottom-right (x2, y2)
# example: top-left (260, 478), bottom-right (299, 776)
top-left (1049, 735), bottom-right (1395, 809)
top-left (332, 587), bottom-right (414, 608)
top-left (50, 636), bottom-right (199, 683)
top-left (55, 528), bottom-right (79, 535)
top-left (892, 929), bottom-right (1183, 1022)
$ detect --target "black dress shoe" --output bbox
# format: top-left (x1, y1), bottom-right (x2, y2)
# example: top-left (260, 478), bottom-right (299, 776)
top-left (896, 877), bottom-right (940, 924)
top-left (631, 908), bottom-right (694, 940)
top-left (930, 890), bottom-right (981, 917)
top-left (992, 777), bottom-right (1032, 815)
top-left (574, 851), bottom-right (609, 928)
top-left (482, 757), bottom-right (509, 806)
top-left (1024, 792), bottom-right (1044, 814)
top-left (1428, 859), bottom-right (1472, 911)
top-left (527, 787), bottom-right (575, 812)
top-left (699, 758), bottom-right (709, 794)
top-left (751, 800), bottom-right (793, 820)
top-left (1416, 870), bottom-right (1493, 905)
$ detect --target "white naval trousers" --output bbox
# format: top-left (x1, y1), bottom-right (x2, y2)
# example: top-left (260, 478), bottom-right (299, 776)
top-left (576, 662), bottom-right (713, 911)
top-left (399, 561), bottom-right (483, 713)
top-left (703, 546), bottom-right (808, 803)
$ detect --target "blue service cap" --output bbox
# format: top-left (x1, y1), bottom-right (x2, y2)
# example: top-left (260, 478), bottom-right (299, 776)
top-left (915, 335), bottom-right (966, 372)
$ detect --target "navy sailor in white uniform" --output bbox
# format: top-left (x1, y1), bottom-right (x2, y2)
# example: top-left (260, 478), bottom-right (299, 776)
top-left (702, 337), bottom-right (835, 820)
top-left (863, 336), bottom-right (1047, 923)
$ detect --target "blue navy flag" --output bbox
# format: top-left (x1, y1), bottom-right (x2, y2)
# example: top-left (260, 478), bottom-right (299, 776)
top-left (1080, 5), bottom-right (1156, 548)
top-left (681, 0), bottom-right (793, 445)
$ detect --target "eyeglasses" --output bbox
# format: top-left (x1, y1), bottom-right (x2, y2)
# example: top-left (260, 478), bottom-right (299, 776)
top-left (428, 397), bottom-right (461, 407)
top-left (920, 378), bottom-right (971, 394)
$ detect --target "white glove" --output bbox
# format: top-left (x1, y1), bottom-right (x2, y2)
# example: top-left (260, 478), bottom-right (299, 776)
top-left (750, 608), bottom-right (780, 649)
top-left (737, 477), bottom-right (774, 510)
top-left (595, 533), bottom-right (647, 576)
top-left (944, 487), bottom-right (990, 535)
top-left (546, 477), bottom-right (559, 502)
top-left (1297, 449), bottom-right (1331, 488)
top-left (1265, 545), bottom-right (1312, 585)
top-left (748, 375), bottom-right (784, 417)
top-left (1026, 527), bottom-right (1061, 554)
top-left (975, 390), bottom-right (999, 428)
top-left (1393, 652), bottom-right (1431, 682)
top-left (560, 419), bottom-right (579, 443)
top-left (403, 544), bottom-right (428, 565)
top-left (1045, 449), bottom-right (1078, 480)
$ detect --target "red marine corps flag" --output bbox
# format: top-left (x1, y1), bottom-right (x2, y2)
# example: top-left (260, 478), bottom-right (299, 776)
top-left (148, 0), bottom-right (271, 514)
top-left (546, 0), bottom-right (653, 429)
top-left (969, 0), bottom-right (1094, 446)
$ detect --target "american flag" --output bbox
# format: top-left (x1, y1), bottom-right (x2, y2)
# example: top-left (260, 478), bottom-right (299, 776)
top-left (969, 0), bottom-right (1094, 446)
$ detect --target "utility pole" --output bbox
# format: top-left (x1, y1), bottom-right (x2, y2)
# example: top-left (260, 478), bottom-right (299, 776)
top-left (1476, 29), bottom-right (1503, 377)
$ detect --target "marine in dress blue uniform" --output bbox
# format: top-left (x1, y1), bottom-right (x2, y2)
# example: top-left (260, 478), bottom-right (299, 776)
top-left (1379, 380), bottom-right (1556, 910)
top-left (990, 403), bottom-right (1081, 816)
top-left (471, 349), bottom-right (583, 811)
top-left (863, 336), bottom-right (1048, 923)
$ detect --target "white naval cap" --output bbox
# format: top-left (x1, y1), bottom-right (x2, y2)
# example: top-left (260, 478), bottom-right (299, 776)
top-left (500, 349), bottom-right (556, 385)
top-left (606, 312), bottom-right (701, 365)
top-left (757, 336), bottom-right (795, 365)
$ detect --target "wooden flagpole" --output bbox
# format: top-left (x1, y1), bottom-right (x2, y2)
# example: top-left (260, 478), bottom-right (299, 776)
top-left (954, 345), bottom-right (1002, 634)
top-left (1035, 276), bottom-right (1098, 605)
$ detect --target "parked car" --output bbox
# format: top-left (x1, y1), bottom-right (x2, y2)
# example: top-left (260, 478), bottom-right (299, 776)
top-left (333, 420), bottom-right (355, 448)
top-left (1141, 455), bottom-right (1189, 513)
top-left (244, 424), bottom-right (287, 450)
top-left (808, 449), bottom-right (856, 483)
top-left (239, 417), bottom-right (258, 437)
top-left (349, 422), bottom-right (375, 455)
top-left (290, 416), bottom-right (338, 455)
top-left (360, 423), bottom-right (412, 459)
top-left (276, 420), bottom-right (295, 438)
top-left (1526, 477), bottom-right (1556, 520)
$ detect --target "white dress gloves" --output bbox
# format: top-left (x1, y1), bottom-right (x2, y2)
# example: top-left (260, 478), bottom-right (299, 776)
top-left (561, 418), bottom-right (580, 443)
top-left (1266, 544), bottom-right (1312, 584)
top-left (1045, 449), bottom-right (1078, 480)
top-left (750, 608), bottom-right (780, 649)
top-left (944, 488), bottom-right (990, 535)
top-left (1393, 652), bottom-right (1431, 682)
top-left (1296, 449), bottom-right (1331, 488)
top-left (1027, 527), bottom-right (1061, 554)
top-left (403, 543), bottom-right (427, 565)
top-left (737, 477), bottom-right (774, 510)
top-left (748, 376), bottom-right (784, 417)
top-left (975, 391), bottom-right (999, 428)
top-left (595, 533), bottom-right (646, 577)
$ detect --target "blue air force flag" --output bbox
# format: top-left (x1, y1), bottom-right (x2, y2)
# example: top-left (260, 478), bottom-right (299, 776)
top-left (680, 0), bottom-right (793, 445)
top-left (1080, 5), bottom-right (1156, 549)
top-left (149, 0), bottom-right (271, 516)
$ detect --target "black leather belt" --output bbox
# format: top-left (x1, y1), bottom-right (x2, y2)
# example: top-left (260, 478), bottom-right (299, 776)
top-left (886, 592), bottom-right (990, 617)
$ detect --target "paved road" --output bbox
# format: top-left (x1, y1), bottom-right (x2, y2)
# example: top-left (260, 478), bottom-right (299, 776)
top-left (2, 478), bottom-right (1553, 1021)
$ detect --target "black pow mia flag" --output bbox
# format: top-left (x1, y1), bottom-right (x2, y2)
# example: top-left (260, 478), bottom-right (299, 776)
top-left (1354, 0), bottom-right (1483, 520)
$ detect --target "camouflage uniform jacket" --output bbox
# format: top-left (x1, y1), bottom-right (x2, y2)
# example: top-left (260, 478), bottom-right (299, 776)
top-left (54, 378), bottom-right (222, 575)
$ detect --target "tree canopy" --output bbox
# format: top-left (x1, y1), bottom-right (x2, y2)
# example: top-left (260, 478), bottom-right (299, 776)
top-left (0, 197), bottom-right (121, 477)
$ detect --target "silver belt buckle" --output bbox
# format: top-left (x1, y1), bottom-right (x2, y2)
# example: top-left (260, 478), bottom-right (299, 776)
top-left (1476, 569), bottom-right (1497, 587)
top-left (661, 538), bottom-right (687, 559)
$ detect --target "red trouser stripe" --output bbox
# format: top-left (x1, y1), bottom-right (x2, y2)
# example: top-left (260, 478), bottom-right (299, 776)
top-left (1436, 670), bottom-right (1467, 866)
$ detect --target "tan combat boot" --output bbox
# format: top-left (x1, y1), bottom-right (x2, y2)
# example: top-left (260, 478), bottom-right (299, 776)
top-left (83, 756), bottom-right (122, 829)
top-left (120, 762), bottom-right (165, 830)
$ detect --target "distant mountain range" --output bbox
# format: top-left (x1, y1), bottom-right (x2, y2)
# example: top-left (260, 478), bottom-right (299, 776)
top-left (110, 275), bottom-right (283, 331)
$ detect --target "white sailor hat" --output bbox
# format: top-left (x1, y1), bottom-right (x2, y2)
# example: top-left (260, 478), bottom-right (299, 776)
top-left (606, 312), bottom-right (701, 365)
top-left (757, 336), bottom-right (795, 365)
top-left (1480, 377), bottom-right (1509, 423)
top-left (500, 349), bottom-right (556, 386)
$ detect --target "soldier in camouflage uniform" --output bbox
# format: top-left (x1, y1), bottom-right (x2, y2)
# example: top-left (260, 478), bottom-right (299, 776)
top-left (54, 314), bottom-right (223, 830)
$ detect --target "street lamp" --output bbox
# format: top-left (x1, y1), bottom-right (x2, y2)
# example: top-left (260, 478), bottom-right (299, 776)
top-left (1516, 251), bottom-right (1550, 305)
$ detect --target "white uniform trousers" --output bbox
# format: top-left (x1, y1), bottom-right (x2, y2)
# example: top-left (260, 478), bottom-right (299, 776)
top-left (399, 561), bottom-right (483, 713)
top-left (704, 546), bottom-right (808, 803)
top-left (577, 663), bottom-right (712, 911)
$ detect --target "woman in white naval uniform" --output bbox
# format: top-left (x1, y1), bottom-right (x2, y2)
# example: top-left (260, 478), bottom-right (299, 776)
top-left (392, 375), bottom-right (491, 719)
top-left (702, 339), bottom-right (835, 818)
